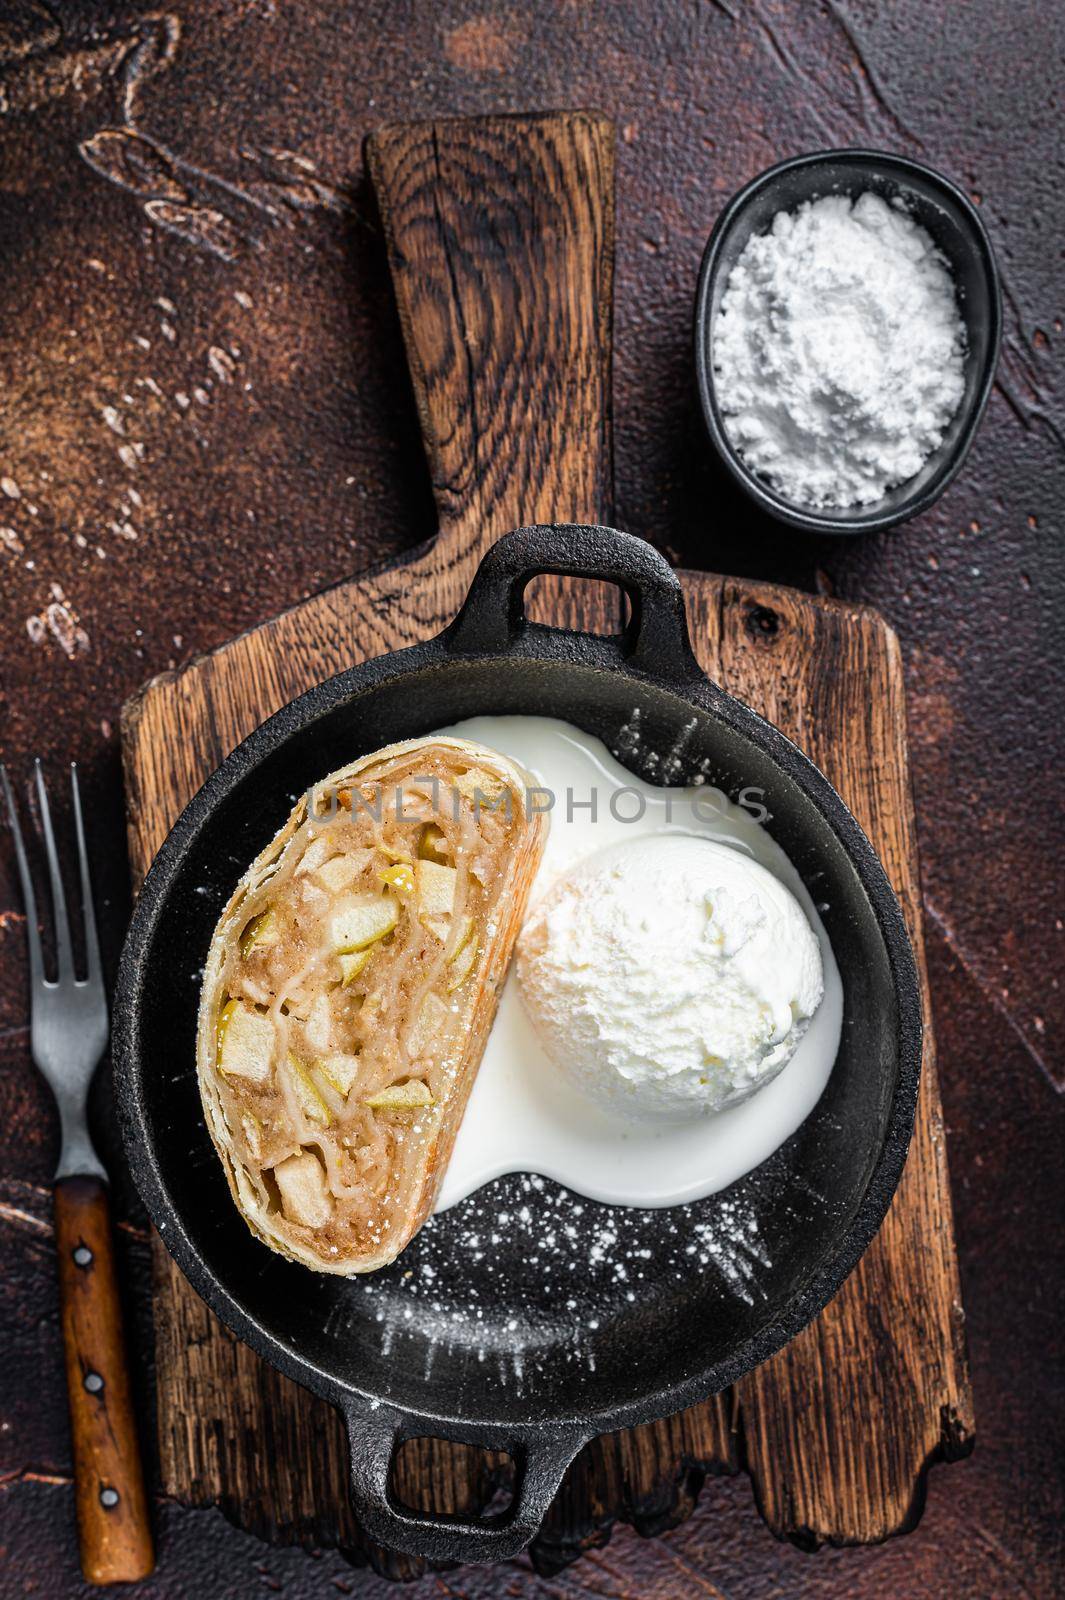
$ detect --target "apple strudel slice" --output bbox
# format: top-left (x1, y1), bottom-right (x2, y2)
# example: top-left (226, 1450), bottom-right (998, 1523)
top-left (197, 736), bottom-right (547, 1274)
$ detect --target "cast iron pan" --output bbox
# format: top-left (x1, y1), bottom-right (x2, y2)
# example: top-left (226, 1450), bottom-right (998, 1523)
top-left (114, 524), bottom-right (922, 1564)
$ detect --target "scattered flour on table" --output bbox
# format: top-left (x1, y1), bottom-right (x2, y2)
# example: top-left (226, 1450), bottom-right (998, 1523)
top-left (713, 191), bottom-right (967, 509)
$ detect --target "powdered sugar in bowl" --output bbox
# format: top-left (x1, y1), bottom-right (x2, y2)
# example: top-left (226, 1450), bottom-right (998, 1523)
top-left (694, 149), bottom-right (1001, 535)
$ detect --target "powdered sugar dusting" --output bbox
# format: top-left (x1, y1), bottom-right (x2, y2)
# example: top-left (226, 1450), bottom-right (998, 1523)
top-left (320, 1174), bottom-right (787, 1391)
top-left (714, 191), bottom-right (966, 509)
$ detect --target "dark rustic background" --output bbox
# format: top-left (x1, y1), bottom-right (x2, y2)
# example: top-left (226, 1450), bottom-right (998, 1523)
top-left (1, 3), bottom-right (1062, 1597)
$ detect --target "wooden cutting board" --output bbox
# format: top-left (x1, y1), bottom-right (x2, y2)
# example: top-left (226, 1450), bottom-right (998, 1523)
top-left (121, 112), bottom-right (973, 1580)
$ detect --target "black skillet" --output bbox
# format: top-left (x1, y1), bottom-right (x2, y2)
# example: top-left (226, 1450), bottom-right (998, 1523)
top-left (113, 522), bottom-right (921, 1564)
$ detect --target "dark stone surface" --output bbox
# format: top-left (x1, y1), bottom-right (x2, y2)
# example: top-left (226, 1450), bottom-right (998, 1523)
top-left (0, 1), bottom-right (1061, 1595)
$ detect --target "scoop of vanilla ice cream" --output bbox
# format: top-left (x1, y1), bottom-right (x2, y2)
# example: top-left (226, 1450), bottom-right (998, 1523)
top-left (516, 834), bottom-right (824, 1119)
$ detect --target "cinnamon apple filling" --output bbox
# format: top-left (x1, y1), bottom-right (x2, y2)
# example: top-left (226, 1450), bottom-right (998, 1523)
top-left (197, 737), bottom-right (547, 1273)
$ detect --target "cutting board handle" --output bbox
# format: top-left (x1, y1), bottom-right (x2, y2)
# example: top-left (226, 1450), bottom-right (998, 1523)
top-left (365, 112), bottom-right (615, 570)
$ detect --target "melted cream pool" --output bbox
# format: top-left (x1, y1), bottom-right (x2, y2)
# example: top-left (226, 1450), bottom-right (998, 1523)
top-left (430, 716), bottom-right (843, 1211)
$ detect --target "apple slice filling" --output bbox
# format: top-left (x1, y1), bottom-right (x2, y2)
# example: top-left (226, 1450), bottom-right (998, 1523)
top-left (198, 738), bottom-right (547, 1272)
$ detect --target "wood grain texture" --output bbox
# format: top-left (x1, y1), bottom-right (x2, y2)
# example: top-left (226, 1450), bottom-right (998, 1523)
top-left (53, 1175), bottom-right (154, 1584)
top-left (366, 115), bottom-right (615, 556)
top-left (120, 111), bottom-right (971, 1580)
top-left (683, 580), bottom-right (973, 1548)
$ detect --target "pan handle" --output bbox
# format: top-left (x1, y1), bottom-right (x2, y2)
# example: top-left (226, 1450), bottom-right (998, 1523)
top-left (444, 523), bottom-right (704, 683)
top-left (342, 1401), bottom-right (586, 1564)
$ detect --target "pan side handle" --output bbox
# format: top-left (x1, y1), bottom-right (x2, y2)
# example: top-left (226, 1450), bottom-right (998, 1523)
top-left (342, 1401), bottom-right (586, 1566)
top-left (445, 521), bottom-right (707, 685)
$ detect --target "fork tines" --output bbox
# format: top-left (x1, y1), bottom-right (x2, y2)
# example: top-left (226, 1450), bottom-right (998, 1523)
top-left (1, 762), bottom-right (101, 991)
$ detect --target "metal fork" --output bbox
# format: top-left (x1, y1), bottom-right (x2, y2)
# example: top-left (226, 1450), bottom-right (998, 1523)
top-left (2, 763), bottom-right (154, 1585)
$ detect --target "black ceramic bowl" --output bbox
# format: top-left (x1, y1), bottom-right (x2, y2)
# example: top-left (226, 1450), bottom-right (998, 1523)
top-left (114, 526), bottom-right (922, 1564)
top-left (694, 148), bottom-right (1002, 535)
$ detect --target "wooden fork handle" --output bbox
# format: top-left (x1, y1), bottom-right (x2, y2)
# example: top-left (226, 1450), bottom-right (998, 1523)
top-left (53, 1175), bottom-right (155, 1584)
